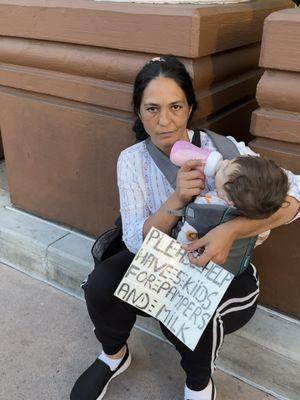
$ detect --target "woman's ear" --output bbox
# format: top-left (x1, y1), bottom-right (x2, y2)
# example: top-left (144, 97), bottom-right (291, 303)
top-left (188, 106), bottom-right (193, 118)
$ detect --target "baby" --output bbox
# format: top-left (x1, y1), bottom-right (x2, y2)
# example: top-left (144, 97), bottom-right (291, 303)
top-left (176, 155), bottom-right (289, 244)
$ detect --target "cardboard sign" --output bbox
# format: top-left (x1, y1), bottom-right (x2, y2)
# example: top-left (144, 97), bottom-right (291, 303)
top-left (115, 227), bottom-right (234, 350)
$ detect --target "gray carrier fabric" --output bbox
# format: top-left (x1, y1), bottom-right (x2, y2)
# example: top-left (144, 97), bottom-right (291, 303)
top-left (201, 129), bottom-right (240, 161)
top-left (146, 130), bottom-right (258, 276)
top-left (184, 203), bottom-right (257, 276)
top-left (145, 138), bottom-right (179, 189)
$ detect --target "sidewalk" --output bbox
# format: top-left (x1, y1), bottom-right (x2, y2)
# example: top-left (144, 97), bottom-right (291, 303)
top-left (0, 262), bottom-right (275, 400)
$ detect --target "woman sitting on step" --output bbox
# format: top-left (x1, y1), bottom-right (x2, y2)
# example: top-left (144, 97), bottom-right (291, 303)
top-left (71, 56), bottom-right (300, 400)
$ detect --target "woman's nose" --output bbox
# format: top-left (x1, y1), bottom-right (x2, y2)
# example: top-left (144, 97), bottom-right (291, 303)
top-left (158, 109), bottom-right (171, 127)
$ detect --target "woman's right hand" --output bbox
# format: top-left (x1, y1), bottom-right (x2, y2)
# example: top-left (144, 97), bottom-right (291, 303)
top-left (174, 160), bottom-right (206, 206)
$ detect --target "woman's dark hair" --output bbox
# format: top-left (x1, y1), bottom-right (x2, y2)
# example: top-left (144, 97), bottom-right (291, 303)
top-left (132, 55), bottom-right (197, 142)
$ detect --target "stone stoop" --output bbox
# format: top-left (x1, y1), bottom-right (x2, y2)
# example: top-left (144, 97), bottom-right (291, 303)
top-left (0, 161), bottom-right (299, 400)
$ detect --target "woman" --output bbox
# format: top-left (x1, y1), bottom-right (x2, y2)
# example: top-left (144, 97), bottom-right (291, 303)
top-left (71, 56), bottom-right (300, 400)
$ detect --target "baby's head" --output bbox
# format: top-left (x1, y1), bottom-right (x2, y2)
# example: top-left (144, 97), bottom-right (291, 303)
top-left (215, 156), bottom-right (289, 219)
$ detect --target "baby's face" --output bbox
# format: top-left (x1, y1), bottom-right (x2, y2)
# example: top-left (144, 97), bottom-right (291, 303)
top-left (215, 159), bottom-right (238, 204)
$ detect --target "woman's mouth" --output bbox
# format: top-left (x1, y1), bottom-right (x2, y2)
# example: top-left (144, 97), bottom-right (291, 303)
top-left (159, 131), bottom-right (174, 136)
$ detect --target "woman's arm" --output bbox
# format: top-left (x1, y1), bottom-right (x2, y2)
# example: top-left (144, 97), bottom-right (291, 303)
top-left (143, 192), bottom-right (184, 238)
top-left (118, 156), bottom-right (150, 254)
top-left (118, 150), bottom-right (205, 253)
top-left (228, 195), bottom-right (299, 238)
top-left (183, 195), bottom-right (300, 267)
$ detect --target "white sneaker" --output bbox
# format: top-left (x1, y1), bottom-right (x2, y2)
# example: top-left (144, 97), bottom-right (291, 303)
top-left (185, 378), bottom-right (216, 400)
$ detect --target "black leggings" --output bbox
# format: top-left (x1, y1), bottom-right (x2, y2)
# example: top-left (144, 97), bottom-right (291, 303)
top-left (83, 249), bottom-right (259, 391)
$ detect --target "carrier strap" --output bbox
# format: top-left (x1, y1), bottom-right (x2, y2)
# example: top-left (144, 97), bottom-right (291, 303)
top-left (145, 138), bottom-right (179, 190)
top-left (201, 128), bottom-right (240, 160)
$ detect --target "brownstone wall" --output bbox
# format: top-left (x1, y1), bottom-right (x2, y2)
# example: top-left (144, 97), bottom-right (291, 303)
top-left (0, 133), bottom-right (3, 159)
top-left (0, 0), bottom-right (291, 236)
top-left (250, 9), bottom-right (300, 318)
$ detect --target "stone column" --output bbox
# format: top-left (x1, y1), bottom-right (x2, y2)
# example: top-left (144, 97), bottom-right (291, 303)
top-left (250, 8), bottom-right (300, 317)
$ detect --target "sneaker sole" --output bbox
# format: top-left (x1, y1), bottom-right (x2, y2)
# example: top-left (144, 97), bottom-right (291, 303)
top-left (96, 353), bottom-right (132, 400)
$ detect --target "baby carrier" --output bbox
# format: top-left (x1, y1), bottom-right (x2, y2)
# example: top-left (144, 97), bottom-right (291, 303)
top-left (92, 129), bottom-right (257, 276)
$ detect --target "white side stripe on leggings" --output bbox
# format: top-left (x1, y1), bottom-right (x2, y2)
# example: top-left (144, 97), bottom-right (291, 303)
top-left (221, 293), bottom-right (259, 318)
top-left (250, 264), bottom-right (258, 281)
top-left (217, 267), bottom-right (259, 315)
top-left (218, 288), bottom-right (260, 315)
top-left (210, 275), bottom-right (259, 375)
top-left (211, 291), bottom-right (260, 373)
top-left (213, 315), bottom-right (225, 367)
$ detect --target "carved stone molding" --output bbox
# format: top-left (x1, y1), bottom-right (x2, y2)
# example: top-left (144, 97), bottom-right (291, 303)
top-left (0, 0), bottom-right (291, 57)
top-left (250, 8), bottom-right (300, 317)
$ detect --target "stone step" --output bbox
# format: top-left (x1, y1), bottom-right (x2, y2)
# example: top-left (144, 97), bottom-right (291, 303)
top-left (220, 331), bottom-right (300, 400)
top-left (0, 199), bottom-right (94, 292)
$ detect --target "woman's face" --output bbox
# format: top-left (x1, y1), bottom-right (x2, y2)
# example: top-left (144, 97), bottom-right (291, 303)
top-left (139, 76), bottom-right (192, 155)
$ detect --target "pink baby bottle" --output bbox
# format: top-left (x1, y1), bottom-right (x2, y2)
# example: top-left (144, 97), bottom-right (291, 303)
top-left (170, 140), bottom-right (223, 177)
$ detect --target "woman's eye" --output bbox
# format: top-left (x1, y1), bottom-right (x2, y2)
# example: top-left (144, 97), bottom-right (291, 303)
top-left (146, 107), bottom-right (157, 113)
top-left (172, 104), bottom-right (182, 111)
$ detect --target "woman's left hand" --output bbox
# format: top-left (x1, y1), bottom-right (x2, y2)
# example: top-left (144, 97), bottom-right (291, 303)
top-left (182, 223), bottom-right (237, 267)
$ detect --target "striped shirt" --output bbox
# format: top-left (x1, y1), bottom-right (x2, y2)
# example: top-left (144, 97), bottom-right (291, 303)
top-left (117, 130), bottom-right (300, 253)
